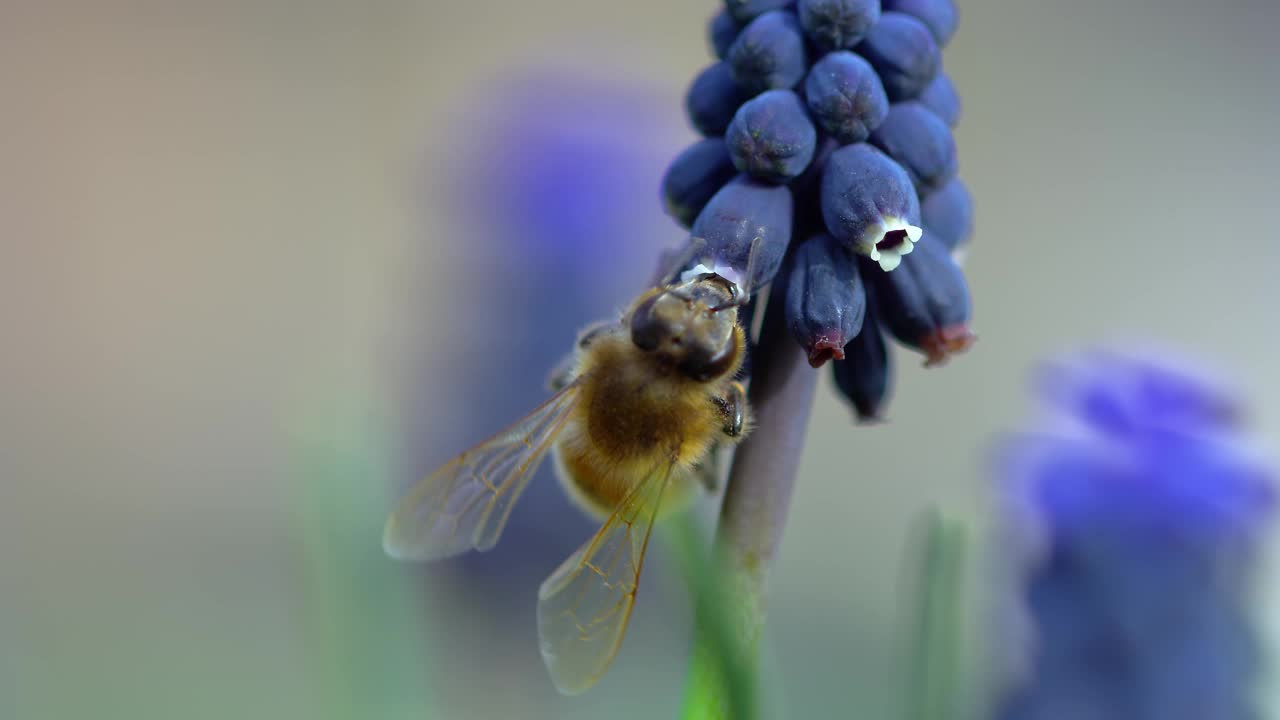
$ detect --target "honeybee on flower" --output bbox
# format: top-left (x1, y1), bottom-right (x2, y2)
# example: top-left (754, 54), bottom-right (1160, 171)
top-left (384, 242), bottom-right (766, 694)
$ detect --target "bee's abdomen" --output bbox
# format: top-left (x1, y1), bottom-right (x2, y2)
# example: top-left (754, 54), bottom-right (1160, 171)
top-left (551, 340), bottom-right (719, 519)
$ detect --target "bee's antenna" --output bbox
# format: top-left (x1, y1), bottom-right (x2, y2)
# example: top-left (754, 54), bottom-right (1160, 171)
top-left (704, 236), bottom-right (767, 314)
top-left (736, 235), bottom-right (764, 298)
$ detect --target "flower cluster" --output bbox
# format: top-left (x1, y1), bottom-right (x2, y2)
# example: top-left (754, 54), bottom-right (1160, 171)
top-left (994, 352), bottom-right (1275, 720)
top-left (661, 0), bottom-right (975, 421)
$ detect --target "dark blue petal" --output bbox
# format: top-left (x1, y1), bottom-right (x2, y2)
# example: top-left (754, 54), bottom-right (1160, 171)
top-left (796, 0), bottom-right (881, 52)
top-left (804, 51), bottom-right (890, 144)
top-left (882, 0), bottom-right (957, 46)
top-left (820, 143), bottom-right (922, 270)
top-left (870, 101), bottom-right (958, 193)
top-left (918, 71), bottom-right (961, 127)
top-left (728, 10), bottom-right (810, 94)
top-left (831, 293), bottom-right (892, 421)
top-left (661, 138), bottom-right (738, 228)
top-left (726, 89), bottom-right (818, 182)
top-left (784, 234), bottom-right (867, 366)
top-left (921, 177), bottom-right (973, 252)
top-left (709, 10), bottom-right (743, 60)
top-left (689, 174), bottom-right (794, 290)
top-left (686, 62), bottom-right (751, 136)
top-left (856, 11), bottom-right (941, 101)
top-left (724, 0), bottom-right (795, 23)
top-left (866, 235), bottom-right (973, 365)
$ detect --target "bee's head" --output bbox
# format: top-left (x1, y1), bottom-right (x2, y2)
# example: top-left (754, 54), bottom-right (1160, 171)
top-left (629, 273), bottom-right (743, 381)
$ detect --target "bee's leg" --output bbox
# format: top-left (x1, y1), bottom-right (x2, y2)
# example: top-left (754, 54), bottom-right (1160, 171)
top-left (547, 358), bottom-right (576, 392)
top-left (692, 446), bottom-right (723, 493)
top-left (575, 321), bottom-right (614, 349)
top-left (547, 322), bottom-right (615, 391)
top-left (711, 381), bottom-right (748, 439)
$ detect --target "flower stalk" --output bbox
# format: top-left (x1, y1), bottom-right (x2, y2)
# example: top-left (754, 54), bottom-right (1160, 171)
top-left (682, 290), bottom-right (819, 718)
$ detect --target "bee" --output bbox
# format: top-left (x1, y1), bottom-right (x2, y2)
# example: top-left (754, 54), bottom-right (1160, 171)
top-left (382, 244), bottom-right (757, 695)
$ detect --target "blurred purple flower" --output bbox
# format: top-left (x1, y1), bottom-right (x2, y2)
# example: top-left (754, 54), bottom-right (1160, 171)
top-left (993, 351), bottom-right (1274, 720)
top-left (400, 70), bottom-right (685, 599)
top-left (455, 76), bottom-right (680, 271)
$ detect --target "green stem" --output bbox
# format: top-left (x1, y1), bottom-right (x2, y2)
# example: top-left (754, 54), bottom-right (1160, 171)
top-left (681, 292), bottom-right (819, 719)
top-left (668, 514), bottom-right (757, 720)
top-left (901, 511), bottom-right (968, 720)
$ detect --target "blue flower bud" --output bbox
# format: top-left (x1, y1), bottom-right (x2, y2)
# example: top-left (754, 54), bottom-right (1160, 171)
top-left (724, 0), bottom-right (795, 24)
top-left (661, 138), bottom-right (738, 228)
top-left (796, 0), bottom-right (880, 52)
top-left (831, 295), bottom-right (892, 421)
top-left (821, 143), bottom-right (923, 271)
top-left (994, 353), bottom-right (1274, 720)
top-left (726, 90), bottom-right (818, 183)
top-left (865, 235), bottom-right (972, 365)
top-left (882, 0), bottom-right (957, 46)
top-left (804, 51), bottom-right (890, 145)
top-left (784, 234), bottom-right (867, 367)
top-left (856, 12), bottom-right (941, 101)
top-left (686, 62), bottom-right (751, 136)
top-left (870, 101), bottom-right (958, 193)
top-left (709, 10), bottom-right (743, 60)
top-left (689, 174), bottom-right (794, 290)
top-left (920, 177), bottom-right (972, 253)
top-left (918, 71), bottom-right (961, 127)
top-left (728, 10), bottom-right (809, 94)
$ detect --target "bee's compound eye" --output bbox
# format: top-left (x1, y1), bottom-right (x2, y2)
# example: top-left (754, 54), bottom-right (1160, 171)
top-left (679, 331), bottom-right (738, 382)
top-left (629, 295), bottom-right (664, 351)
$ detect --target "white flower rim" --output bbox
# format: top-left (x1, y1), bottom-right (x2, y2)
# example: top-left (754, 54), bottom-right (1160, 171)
top-left (681, 261), bottom-right (744, 291)
top-left (855, 219), bottom-right (923, 272)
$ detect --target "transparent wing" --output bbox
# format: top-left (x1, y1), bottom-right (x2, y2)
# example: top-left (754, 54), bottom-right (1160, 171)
top-left (382, 379), bottom-right (584, 561)
top-left (536, 456), bottom-right (677, 695)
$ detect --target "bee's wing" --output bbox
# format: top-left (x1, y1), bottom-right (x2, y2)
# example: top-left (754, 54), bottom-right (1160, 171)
top-left (383, 378), bottom-right (585, 562)
top-left (536, 456), bottom-right (677, 695)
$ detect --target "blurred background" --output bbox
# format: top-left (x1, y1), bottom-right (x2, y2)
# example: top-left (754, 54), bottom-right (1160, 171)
top-left (4, 1), bottom-right (1279, 718)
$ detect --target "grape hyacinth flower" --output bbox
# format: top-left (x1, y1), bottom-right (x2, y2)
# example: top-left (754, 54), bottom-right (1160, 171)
top-left (782, 233), bottom-right (867, 367)
top-left (804, 51), bottom-right (889, 145)
top-left (993, 353), bottom-right (1275, 720)
top-left (689, 175), bottom-right (794, 290)
top-left (822, 142), bottom-right (924, 271)
top-left (856, 11), bottom-right (941, 101)
top-left (869, 101), bottom-right (958, 193)
top-left (727, 11), bottom-right (809, 94)
top-left (725, 90), bottom-right (818, 182)
top-left (709, 10), bottom-right (742, 59)
top-left (666, 1), bottom-right (973, 714)
top-left (797, 0), bottom-right (880, 53)
top-left (865, 229), bottom-right (973, 365)
top-left (883, 0), bottom-right (958, 45)
top-left (921, 176), bottom-right (973, 257)
top-left (918, 71), bottom-right (961, 127)
top-left (830, 287), bottom-right (892, 421)
top-left (662, 138), bottom-right (739, 228)
top-left (687, 62), bottom-right (752, 136)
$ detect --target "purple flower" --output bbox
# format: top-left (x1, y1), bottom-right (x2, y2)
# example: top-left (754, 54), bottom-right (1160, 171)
top-left (407, 71), bottom-right (683, 592)
top-left (994, 352), bottom-right (1274, 720)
